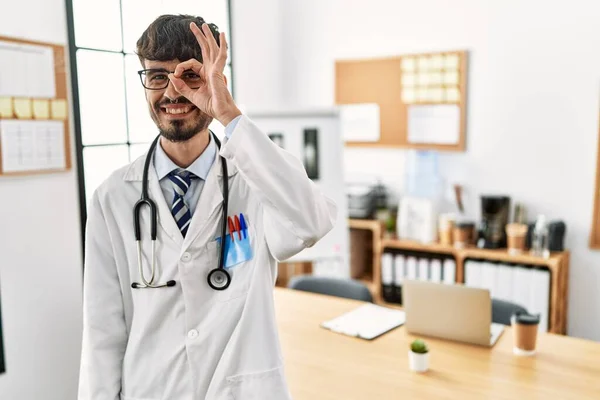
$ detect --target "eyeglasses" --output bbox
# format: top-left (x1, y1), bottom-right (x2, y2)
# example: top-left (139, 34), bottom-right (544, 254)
top-left (137, 68), bottom-right (202, 90)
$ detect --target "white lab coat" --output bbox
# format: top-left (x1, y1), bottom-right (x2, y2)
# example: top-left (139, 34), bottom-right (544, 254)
top-left (78, 115), bottom-right (337, 400)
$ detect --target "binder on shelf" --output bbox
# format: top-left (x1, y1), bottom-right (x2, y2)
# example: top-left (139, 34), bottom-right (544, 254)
top-left (481, 261), bottom-right (497, 299)
top-left (529, 267), bottom-right (550, 333)
top-left (443, 258), bottom-right (456, 284)
top-left (381, 253), bottom-right (395, 303)
top-left (465, 260), bottom-right (482, 288)
top-left (430, 258), bottom-right (442, 283)
top-left (495, 264), bottom-right (514, 302)
top-left (512, 265), bottom-right (532, 322)
top-left (393, 254), bottom-right (406, 303)
top-left (418, 258), bottom-right (429, 281)
top-left (406, 257), bottom-right (418, 280)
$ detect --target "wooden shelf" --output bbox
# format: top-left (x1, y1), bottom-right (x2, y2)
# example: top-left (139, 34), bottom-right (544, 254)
top-left (348, 218), bottom-right (384, 232)
top-left (382, 238), bottom-right (565, 267)
top-left (350, 220), bottom-right (570, 335)
top-left (381, 238), bottom-right (456, 255)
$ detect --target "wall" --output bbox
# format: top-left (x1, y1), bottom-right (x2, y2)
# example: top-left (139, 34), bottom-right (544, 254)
top-left (231, 0), bottom-right (285, 109)
top-left (274, 0), bottom-right (600, 341)
top-left (0, 0), bottom-right (84, 398)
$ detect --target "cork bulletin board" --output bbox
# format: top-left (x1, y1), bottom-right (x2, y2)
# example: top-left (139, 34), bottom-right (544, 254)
top-left (0, 35), bottom-right (72, 176)
top-left (335, 50), bottom-right (468, 151)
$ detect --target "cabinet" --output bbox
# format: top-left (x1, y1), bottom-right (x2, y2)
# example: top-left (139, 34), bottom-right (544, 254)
top-left (349, 219), bottom-right (569, 334)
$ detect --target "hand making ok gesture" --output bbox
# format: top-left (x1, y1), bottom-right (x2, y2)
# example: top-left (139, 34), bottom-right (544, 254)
top-left (168, 22), bottom-right (241, 126)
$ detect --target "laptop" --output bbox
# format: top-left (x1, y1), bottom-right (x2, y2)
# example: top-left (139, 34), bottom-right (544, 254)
top-left (403, 280), bottom-right (505, 347)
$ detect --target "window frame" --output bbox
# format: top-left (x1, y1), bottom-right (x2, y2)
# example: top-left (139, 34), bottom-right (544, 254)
top-left (65, 0), bottom-right (235, 254)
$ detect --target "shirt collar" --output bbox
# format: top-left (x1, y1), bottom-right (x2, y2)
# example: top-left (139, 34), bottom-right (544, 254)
top-left (154, 134), bottom-right (217, 181)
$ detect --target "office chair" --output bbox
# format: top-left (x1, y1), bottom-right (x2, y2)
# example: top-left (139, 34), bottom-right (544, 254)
top-left (287, 275), bottom-right (374, 303)
top-left (492, 299), bottom-right (528, 326)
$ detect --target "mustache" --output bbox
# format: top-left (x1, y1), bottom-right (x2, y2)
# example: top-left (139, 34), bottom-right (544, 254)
top-left (156, 97), bottom-right (194, 108)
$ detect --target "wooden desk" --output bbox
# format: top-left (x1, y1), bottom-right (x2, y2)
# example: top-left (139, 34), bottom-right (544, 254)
top-left (274, 288), bottom-right (600, 399)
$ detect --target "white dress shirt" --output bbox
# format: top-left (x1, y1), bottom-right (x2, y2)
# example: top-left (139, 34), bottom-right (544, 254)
top-left (153, 116), bottom-right (241, 215)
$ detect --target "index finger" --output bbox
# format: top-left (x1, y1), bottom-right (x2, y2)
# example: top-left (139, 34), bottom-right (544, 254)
top-left (174, 59), bottom-right (202, 77)
top-left (190, 22), bottom-right (211, 61)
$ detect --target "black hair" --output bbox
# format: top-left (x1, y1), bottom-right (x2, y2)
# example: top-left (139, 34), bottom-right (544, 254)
top-left (136, 14), bottom-right (220, 64)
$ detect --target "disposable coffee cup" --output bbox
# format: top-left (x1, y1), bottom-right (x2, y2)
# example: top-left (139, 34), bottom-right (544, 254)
top-left (506, 223), bottom-right (527, 255)
top-left (511, 313), bottom-right (540, 356)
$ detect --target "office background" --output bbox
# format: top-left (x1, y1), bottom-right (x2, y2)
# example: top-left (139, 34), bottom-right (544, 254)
top-left (1, 0), bottom-right (600, 399)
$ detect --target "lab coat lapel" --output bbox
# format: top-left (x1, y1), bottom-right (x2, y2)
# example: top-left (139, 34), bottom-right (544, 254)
top-left (183, 155), bottom-right (224, 248)
top-left (147, 162), bottom-right (184, 246)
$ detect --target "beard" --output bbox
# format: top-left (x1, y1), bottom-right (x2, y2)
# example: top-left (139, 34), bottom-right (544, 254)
top-left (150, 97), bottom-right (213, 143)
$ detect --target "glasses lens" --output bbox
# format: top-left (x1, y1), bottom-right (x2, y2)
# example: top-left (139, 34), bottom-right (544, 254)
top-left (180, 70), bottom-right (202, 89)
top-left (141, 70), bottom-right (169, 89)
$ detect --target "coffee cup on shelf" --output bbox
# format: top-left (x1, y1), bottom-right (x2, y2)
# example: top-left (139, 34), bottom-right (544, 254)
top-left (438, 213), bottom-right (456, 246)
top-left (511, 312), bottom-right (540, 356)
top-left (506, 223), bottom-right (528, 255)
top-left (453, 221), bottom-right (475, 249)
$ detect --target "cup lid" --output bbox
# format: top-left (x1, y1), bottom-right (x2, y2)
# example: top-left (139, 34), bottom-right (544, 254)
top-left (512, 312), bottom-right (540, 325)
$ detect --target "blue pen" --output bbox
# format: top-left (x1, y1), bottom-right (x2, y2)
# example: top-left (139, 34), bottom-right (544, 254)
top-left (239, 213), bottom-right (247, 239)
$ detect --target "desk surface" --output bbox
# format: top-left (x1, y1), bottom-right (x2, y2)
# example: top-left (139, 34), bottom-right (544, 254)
top-left (274, 288), bottom-right (600, 400)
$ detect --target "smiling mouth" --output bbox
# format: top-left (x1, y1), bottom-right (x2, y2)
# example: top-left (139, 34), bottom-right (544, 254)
top-left (160, 105), bottom-right (197, 116)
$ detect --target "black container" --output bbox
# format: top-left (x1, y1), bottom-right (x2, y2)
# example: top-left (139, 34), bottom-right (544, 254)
top-left (479, 195), bottom-right (511, 249)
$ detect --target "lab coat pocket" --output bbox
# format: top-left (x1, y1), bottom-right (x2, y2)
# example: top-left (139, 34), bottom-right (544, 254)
top-left (226, 366), bottom-right (292, 400)
top-left (213, 227), bottom-right (255, 303)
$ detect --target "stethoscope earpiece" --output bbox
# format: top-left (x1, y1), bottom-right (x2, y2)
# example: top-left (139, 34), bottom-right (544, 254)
top-left (207, 268), bottom-right (231, 291)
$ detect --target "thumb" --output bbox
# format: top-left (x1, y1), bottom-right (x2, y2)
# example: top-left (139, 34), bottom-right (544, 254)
top-left (168, 74), bottom-right (194, 99)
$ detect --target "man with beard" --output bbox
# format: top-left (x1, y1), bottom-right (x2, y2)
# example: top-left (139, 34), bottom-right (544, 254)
top-left (78, 14), bottom-right (337, 400)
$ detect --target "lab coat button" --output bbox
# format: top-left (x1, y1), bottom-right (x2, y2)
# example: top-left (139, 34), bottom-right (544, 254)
top-left (188, 329), bottom-right (198, 339)
top-left (181, 252), bottom-right (191, 262)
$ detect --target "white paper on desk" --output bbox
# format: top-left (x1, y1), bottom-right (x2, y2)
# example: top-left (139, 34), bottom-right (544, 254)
top-left (0, 40), bottom-right (56, 98)
top-left (407, 104), bottom-right (460, 145)
top-left (340, 103), bottom-right (380, 142)
top-left (0, 120), bottom-right (65, 172)
top-left (321, 303), bottom-right (405, 340)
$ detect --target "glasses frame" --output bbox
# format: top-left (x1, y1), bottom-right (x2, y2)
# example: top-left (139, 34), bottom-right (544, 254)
top-left (137, 68), bottom-right (202, 90)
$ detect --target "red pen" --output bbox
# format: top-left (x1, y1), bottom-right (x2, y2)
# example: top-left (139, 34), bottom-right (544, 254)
top-left (228, 216), bottom-right (236, 242)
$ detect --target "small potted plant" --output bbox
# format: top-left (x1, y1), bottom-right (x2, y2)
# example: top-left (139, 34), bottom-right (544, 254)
top-left (409, 339), bottom-right (429, 372)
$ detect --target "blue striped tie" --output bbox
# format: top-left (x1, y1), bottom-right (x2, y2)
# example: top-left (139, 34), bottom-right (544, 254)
top-left (168, 169), bottom-right (195, 237)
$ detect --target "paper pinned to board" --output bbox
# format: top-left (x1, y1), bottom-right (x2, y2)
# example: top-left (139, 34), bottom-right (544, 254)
top-left (407, 104), bottom-right (460, 145)
top-left (0, 119), bottom-right (66, 172)
top-left (33, 99), bottom-right (50, 119)
top-left (0, 97), bottom-right (12, 118)
top-left (13, 98), bottom-right (32, 119)
top-left (340, 103), bottom-right (380, 142)
top-left (0, 40), bottom-right (56, 98)
top-left (50, 99), bottom-right (68, 120)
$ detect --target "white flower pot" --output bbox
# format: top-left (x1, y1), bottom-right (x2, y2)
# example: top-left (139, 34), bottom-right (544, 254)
top-left (408, 350), bottom-right (429, 372)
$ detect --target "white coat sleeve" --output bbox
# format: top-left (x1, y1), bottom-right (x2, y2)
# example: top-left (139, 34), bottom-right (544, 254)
top-left (78, 190), bottom-right (128, 400)
top-left (220, 115), bottom-right (338, 261)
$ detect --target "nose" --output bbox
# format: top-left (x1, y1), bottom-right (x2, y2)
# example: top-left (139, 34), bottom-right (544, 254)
top-left (163, 79), bottom-right (181, 101)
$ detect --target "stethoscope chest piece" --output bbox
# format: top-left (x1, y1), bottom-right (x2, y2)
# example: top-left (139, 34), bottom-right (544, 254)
top-left (207, 268), bottom-right (231, 290)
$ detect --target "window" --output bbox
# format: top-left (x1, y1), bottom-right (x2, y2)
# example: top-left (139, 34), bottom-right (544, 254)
top-left (65, 0), bottom-right (233, 241)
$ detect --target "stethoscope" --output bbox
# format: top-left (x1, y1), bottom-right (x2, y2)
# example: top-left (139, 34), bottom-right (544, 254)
top-left (131, 131), bottom-right (232, 291)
